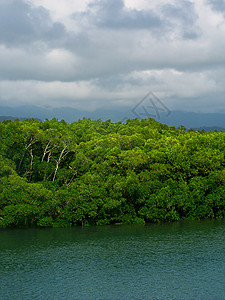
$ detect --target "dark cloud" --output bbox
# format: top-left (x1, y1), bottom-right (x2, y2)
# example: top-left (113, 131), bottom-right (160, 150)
top-left (207, 0), bottom-right (225, 21)
top-left (208, 0), bottom-right (225, 13)
top-left (0, 0), bottom-right (224, 114)
top-left (0, 0), bottom-right (66, 47)
top-left (73, 0), bottom-right (164, 30)
top-left (161, 1), bottom-right (201, 39)
top-left (72, 0), bottom-right (201, 41)
top-left (162, 1), bottom-right (197, 24)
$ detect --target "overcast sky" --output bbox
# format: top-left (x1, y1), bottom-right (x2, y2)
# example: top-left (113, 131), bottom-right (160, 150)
top-left (0, 0), bottom-right (225, 113)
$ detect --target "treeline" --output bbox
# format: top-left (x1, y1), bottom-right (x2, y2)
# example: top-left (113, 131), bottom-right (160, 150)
top-left (0, 118), bottom-right (224, 228)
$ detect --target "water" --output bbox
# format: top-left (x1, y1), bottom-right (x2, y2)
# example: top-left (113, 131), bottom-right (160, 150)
top-left (0, 220), bottom-right (225, 299)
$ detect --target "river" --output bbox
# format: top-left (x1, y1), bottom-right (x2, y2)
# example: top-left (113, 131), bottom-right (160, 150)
top-left (0, 219), bottom-right (225, 299)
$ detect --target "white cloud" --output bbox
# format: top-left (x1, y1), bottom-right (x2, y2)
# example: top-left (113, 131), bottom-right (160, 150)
top-left (1, 67), bottom-right (224, 113)
top-left (0, 45), bottom-right (79, 81)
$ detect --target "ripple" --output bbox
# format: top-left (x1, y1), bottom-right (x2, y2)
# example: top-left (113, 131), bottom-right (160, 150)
top-left (0, 220), bottom-right (225, 299)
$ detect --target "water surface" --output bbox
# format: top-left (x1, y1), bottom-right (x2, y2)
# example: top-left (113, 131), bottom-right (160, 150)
top-left (0, 220), bottom-right (225, 299)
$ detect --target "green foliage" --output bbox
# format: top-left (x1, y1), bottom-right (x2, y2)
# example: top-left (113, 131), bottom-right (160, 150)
top-left (0, 118), bottom-right (225, 227)
top-left (37, 216), bottom-right (54, 227)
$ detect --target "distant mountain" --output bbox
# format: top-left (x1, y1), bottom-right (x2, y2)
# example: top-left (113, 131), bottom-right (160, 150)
top-left (0, 116), bottom-right (20, 122)
top-left (0, 115), bottom-right (42, 122)
top-left (0, 106), bottom-right (53, 121)
top-left (1, 105), bottom-right (225, 129)
top-left (0, 105), bottom-right (129, 123)
top-left (192, 126), bottom-right (225, 132)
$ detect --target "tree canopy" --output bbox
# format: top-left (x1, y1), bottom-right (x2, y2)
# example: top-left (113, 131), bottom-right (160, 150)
top-left (0, 118), bottom-right (224, 227)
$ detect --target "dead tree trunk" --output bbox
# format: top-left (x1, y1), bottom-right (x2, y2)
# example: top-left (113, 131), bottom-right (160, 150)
top-left (52, 146), bottom-right (70, 182)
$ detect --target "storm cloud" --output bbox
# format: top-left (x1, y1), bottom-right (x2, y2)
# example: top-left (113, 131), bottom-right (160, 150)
top-left (208, 0), bottom-right (225, 13)
top-left (0, 0), bottom-right (67, 47)
top-left (76, 0), bottom-right (164, 30)
top-left (0, 0), bottom-right (225, 113)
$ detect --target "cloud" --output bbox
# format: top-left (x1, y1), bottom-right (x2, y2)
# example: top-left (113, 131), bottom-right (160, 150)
top-left (161, 0), bottom-right (201, 39)
top-left (0, 0), bottom-right (225, 114)
top-left (0, 0), bottom-right (206, 83)
top-left (0, 45), bottom-right (79, 81)
top-left (208, 0), bottom-right (225, 13)
top-left (0, 0), bottom-right (66, 47)
top-left (72, 0), bottom-right (200, 40)
top-left (84, 0), bottom-right (164, 30)
top-left (1, 67), bottom-right (224, 113)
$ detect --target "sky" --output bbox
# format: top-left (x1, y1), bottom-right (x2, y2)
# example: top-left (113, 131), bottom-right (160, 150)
top-left (0, 0), bottom-right (225, 114)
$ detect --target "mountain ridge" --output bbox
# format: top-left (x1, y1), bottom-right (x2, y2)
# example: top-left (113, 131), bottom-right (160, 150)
top-left (1, 105), bottom-right (225, 129)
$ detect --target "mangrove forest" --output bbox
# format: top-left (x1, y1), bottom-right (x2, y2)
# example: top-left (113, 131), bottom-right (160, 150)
top-left (0, 117), bottom-right (224, 227)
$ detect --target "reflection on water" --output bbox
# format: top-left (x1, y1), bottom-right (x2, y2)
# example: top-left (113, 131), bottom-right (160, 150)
top-left (0, 220), bottom-right (225, 299)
